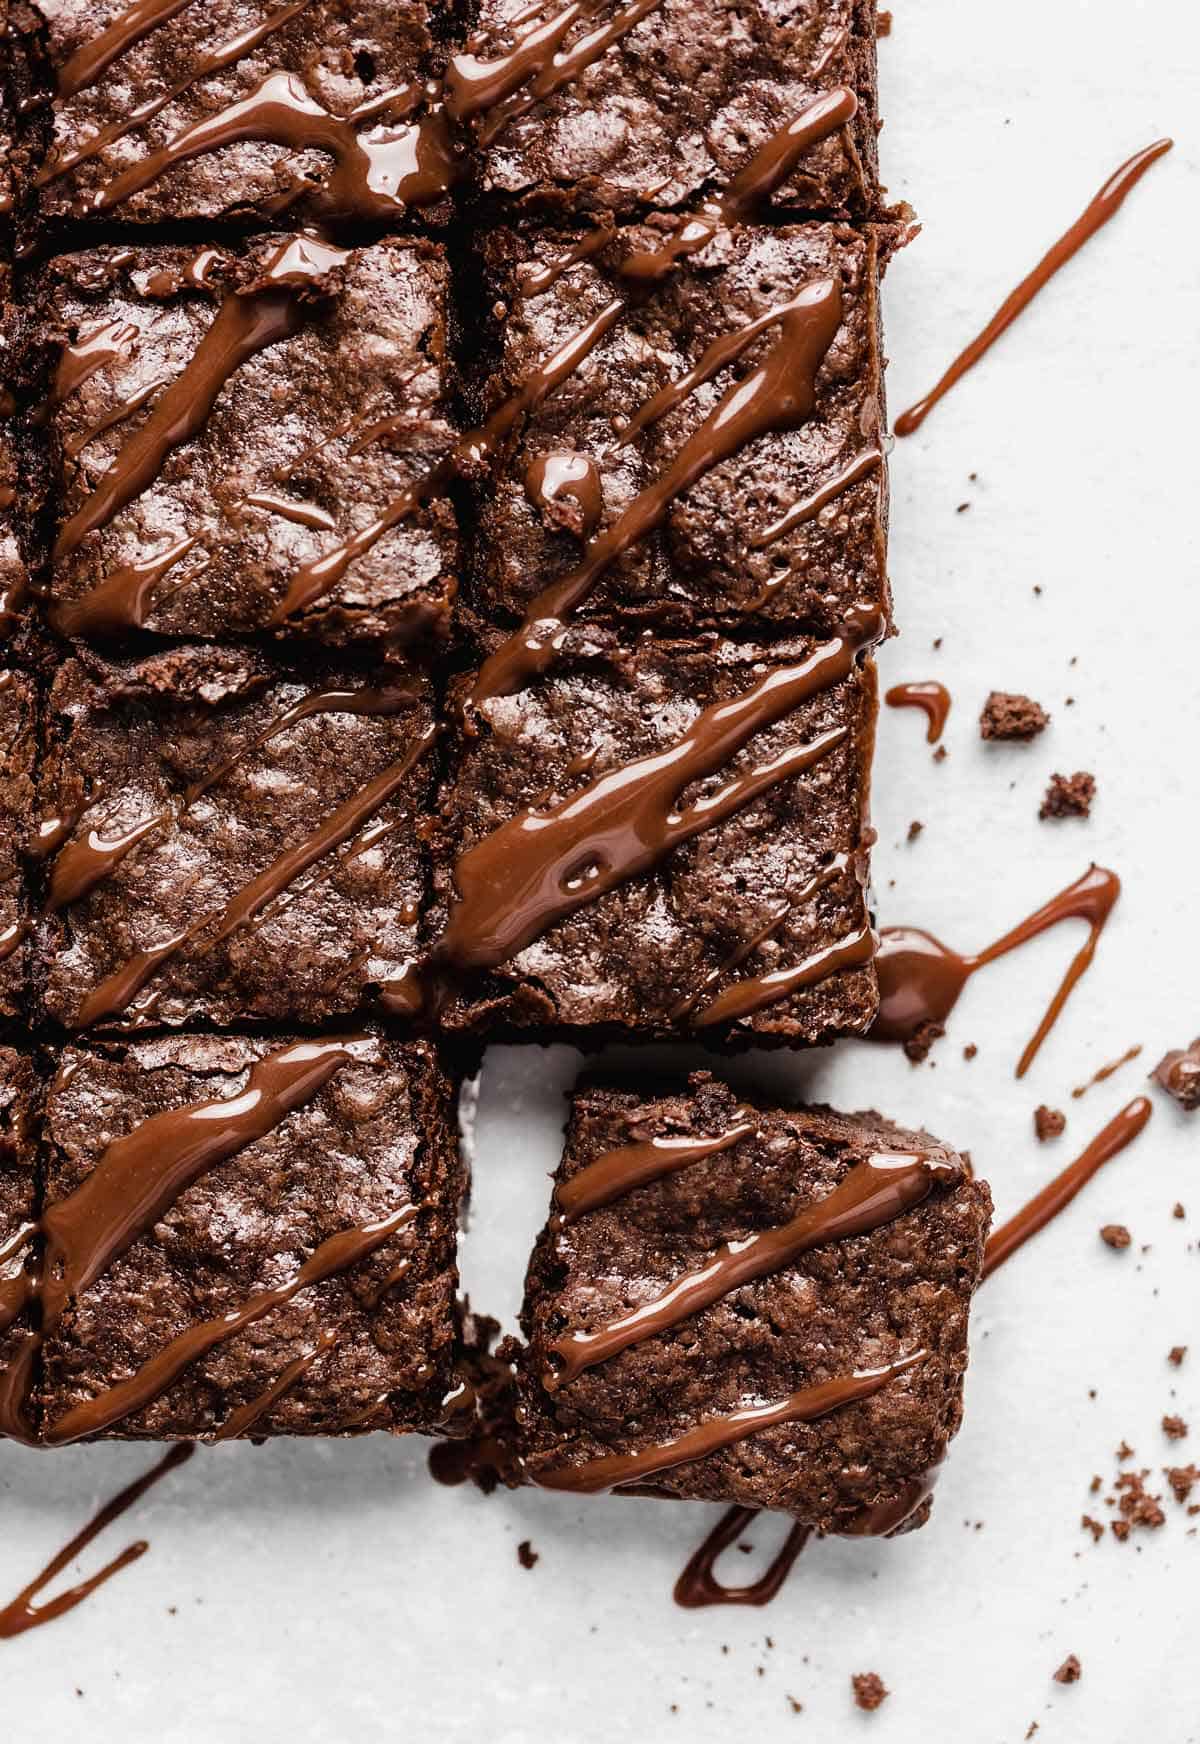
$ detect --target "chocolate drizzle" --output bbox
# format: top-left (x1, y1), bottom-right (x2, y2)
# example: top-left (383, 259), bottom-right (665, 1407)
top-left (524, 449), bottom-right (603, 539)
top-left (0, 1444), bottom-right (194, 1639)
top-left (674, 1506), bottom-right (811, 1609)
top-left (874, 865), bottom-right (1120, 1077)
top-left (884, 680), bottom-right (951, 744)
top-left (553, 1113), bottom-right (757, 1224)
top-left (534, 1356), bottom-right (924, 1493)
top-left (439, 614), bottom-right (877, 972)
top-left (548, 1151), bottom-right (957, 1384)
top-left (896, 139), bottom-right (1173, 437)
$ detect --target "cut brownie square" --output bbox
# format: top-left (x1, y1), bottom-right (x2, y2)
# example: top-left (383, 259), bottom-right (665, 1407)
top-left (32, 1032), bottom-right (464, 1442)
top-left (470, 219), bottom-right (890, 637)
top-left (29, 235), bottom-right (458, 649)
top-left (0, 669), bottom-right (36, 1018)
top-left (0, 1049), bottom-right (40, 1421)
top-left (38, 641), bottom-right (435, 1031)
top-left (430, 619), bottom-right (879, 1042)
top-left (514, 1074), bottom-right (991, 1527)
top-left (25, 1), bottom-right (457, 227)
top-left (455, 0), bottom-right (880, 220)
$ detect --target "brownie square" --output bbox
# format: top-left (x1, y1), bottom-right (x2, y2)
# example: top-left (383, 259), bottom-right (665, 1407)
top-left (0, 669), bottom-right (36, 1018)
top-left (514, 1075), bottom-right (991, 1527)
top-left (34, 1032), bottom-right (464, 1442)
top-left (430, 620), bottom-right (879, 1042)
top-left (27, 0), bottom-right (456, 227)
top-left (38, 641), bottom-right (435, 1031)
top-left (471, 220), bottom-right (890, 636)
top-left (459, 0), bottom-right (880, 220)
top-left (0, 1048), bottom-right (39, 1408)
top-left (31, 235), bottom-right (458, 649)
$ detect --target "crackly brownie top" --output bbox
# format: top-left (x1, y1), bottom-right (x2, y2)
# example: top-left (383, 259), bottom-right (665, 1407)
top-left (460, 0), bottom-right (879, 217)
top-left (431, 620), bottom-right (878, 1040)
top-left (38, 641), bottom-right (435, 1031)
top-left (474, 219), bottom-right (889, 634)
top-left (0, 670), bottom-right (36, 1017)
top-left (30, 1032), bottom-right (463, 1442)
top-left (30, 0), bottom-right (455, 225)
top-left (516, 1074), bottom-right (991, 1527)
top-left (31, 234), bottom-right (458, 648)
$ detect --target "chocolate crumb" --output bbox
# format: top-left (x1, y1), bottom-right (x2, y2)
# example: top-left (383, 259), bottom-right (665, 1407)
top-left (1165, 1465), bottom-right (1199, 1504)
top-left (963, 1043), bottom-right (977, 1060)
top-left (516, 1540), bottom-right (539, 1569)
top-left (1039, 772), bottom-right (1095, 820)
top-left (1116, 1441), bottom-right (1134, 1461)
top-left (1111, 1519), bottom-right (1131, 1541)
top-left (932, 745), bottom-right (948, 764)
top-left (1025, 1725), bottom-right (1039, 1741)
top-left (1053, 1655), bottom-right (1082, 1685)
top-left (903, 1021), bottom-right (944, 1064)
top-left (956, 501), bottom-right (970, 513)
top-left (979, 691), bottom-right (1049, 741)
top-left (932, 637), bottom-right (943, 650)
top-left (1169, 1347), bottom-right (1187, 1367)
top-left (1081, 1515), bottom-right (1104, 1542)
top-left (788, 1697), bottom-right (804, 1714)
top-left (875, 8), bottom-right (892, 35)
top-left (1114, 1469), bottom-right (1165, 1530)
top-left (1152, 1040), bottom-right (1200, 1111)
top-left (1173, 1203), bottom-right (1186, 1219)
top-left (1089, 1475), bottom-right (1101, 1493)
top-left (1163, 1415), bottom-right (1188, 1441)
top-left (906, 819), bottom-right (923, 842)
top-left (852, 1673), bottom-right (888, 1712)
top-left (1035, 1105), bottom-right (1066, 1141)
top-left (1100, 1224), bottom-right (1131, 1250)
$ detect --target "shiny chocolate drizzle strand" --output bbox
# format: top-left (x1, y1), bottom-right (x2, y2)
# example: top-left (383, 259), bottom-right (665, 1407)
top-left (873, 864), bottom-right (1120, 1077)
top-left (548, 1150), bottom-right (957, 1385)
top-left (896, 139), bottom-right (1173, 437)
top-left (438, 613), bottom-right (877, 972)
top-left (553, 1114), bottom-right (757, 1224)
top-left (674, 1507), bottom-right (811, 1609)
top-left (0, 1444), bottom-right (194, 1640)
top-left (884, 680), bottom-right (951, 744)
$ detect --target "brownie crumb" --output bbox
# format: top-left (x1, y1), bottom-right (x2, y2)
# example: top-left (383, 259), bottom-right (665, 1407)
top-left (1035, 1105), bottom-right (1066, 1141)
top-left (1053, 1655), bottom-right (1082, 1685)
top-left (1116, 1441), bottom-right (1135, 1461)
top-left (962, 1043), bottom-right (977, 1060)
top-left (1114, 1469), bottom-right (1165, 1531)
top-left (875, 8), bottom-right (892, 34)
top-left (933, 745), bottom-right (948, 764)
top-left (1152, 1039), bottom-right (1200, 1111)
top-left (852, 1673), bottom-right (888, 1712)
top-left (788, 1696), bottom-right (804, 1714)
top-left (906, 819), bottom-right (924, 842)
top-left (1169, 1346), bottom-right (1187, 1367)
top-left (1039, 772), bottom-right (1095, 820)
top-left (517, 1540), bottom-right (539, 1570)
top-left (903, 1021), bottom-right (944, 1064)
top-left (1025, 1724), bottom-right (1039, 1740)
top-left (1163, 1415), bottom-right (1189, 1441)
top-left (1100, 1224), bottom-right (1131, 1250)
top-left (1081, 1515), bottom-right (1104, 1542)
top-left (1173, 1203), bottom-right (1186, 1219)
top-left (979, 691), bottom-right (1050, 741)
top-left (1165, 1465), bottom-right (1199, 1504)
top-left (1110, 1519), bottom-right (1131, 1541)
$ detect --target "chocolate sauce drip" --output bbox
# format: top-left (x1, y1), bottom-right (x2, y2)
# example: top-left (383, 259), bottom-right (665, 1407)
top-left (439, 616), bottom-right (876, 972)
top-left (0, 920), bottom-right (29, 963)
top-left (524, 450), bottom-right (603, 539)
top-left (0, 1445), bottom-right (193, 1640)
top-left (213, 1330), bottom-right (341, 1441)
top-left (1071, 1043), bottom-right (1142, 1099)
top-left (982, 1097), bottom-right (1152, 1278)
top-left (884, 679), bottom-right (951, 744)
top-left (549, 1153), bottom-right (956, 1384)
top-left (874, 864), bottom-right (1120, 1077)
top-left (52, 238), bottom-right (349, 586)
top-left (49, 320), bottom-right (140, 406)
top-left (839, 1469), bottom-right (939, 1536)
top-left (535, 1356), bottom-right (923, 1492)
top-left (519, 227), bottom-right (616, 297)
top-left (692, 924), bottom-right (875, 1028)
top-left (55, 0), bottom-right (200, 98)
top-left (751, 447), bottom-right (883, 548)
top-left (674, 1506), bottom-right (811, 1609)
top-left (896, 139), bottom-right (1173, 437)
top-left (553, 1115), bottom-right (757, 1224)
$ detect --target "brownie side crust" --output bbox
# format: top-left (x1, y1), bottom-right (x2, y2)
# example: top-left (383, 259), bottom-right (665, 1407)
top-left (27, 235), bottom-right (459, 649)
top-left (0, 1048), bottom-right (40, 1413)
top-left (0, 669), bottom-right (36, 1018)
top-left (34, 1033), bottom-right (465, 1441)
top-left (37, 641), bottom-right (436, 1032)
top-left (462, 0), bottom-right (880, 220)
top-left (514, 1075), bottom-right (991, 1526)
top-left (470, 219), bottom-right (891, 638)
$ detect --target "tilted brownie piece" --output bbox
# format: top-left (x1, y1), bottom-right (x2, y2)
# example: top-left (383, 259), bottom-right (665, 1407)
top-left (456, 0), bottom-right (880, 220)
top-left (430, 619), bottom-right (879, 1042)
top-left (38, 641), bottom-right (435, 1031)
top-left (0, 670), bottom-right (36, 1018)
top-left (24, 0), bottom-right (457, 226)
top-left (514, 1074), bottom-right (991, 1527)
top-left (28, 235), bottom-right (458, 648)
top-left (0, 1049), bottom-right (39, 1420)
top-left (29, 1032), bottom-right (464, 1442)
top-left (470, 220), bottom-right (890, 637)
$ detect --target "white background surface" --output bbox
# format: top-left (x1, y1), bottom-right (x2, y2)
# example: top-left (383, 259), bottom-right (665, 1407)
top-left (3, 2), bottom-right (1198, 1738)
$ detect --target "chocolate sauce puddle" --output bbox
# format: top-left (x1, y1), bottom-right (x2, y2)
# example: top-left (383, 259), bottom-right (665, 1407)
top-left (884, 680), bottom-right (951, 743)
top-left (896, 139), bottom-right (1173, 436)
top-left (0, 1444), bottom-right (193, 1639)
top-left (873, 864), bottom-right (1120, 1076)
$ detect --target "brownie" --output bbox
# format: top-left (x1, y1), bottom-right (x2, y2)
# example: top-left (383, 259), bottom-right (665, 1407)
top-left (24, 1), bottom-right (457, 227)
top-left (430, 619), bottom-right (879, 1041)
top-left (979, 690), bottom-right (1049, 742)
top-left (33, 1032), bottom-right (464, 1442)
top-left (0, 669), bottom-right (36, 1017)
top-left (470, 220), bottom-right (890, 637)
top-left (28, 235), bottom-right (458, 649)
top-left (514, 1075), bottom-right (991, 1526)
top-left (0, 1048), bottom-right (39, 1410)
top-left (38, 641), bottom-right (435, 1031)
top-left (457, 0), bottom-right (880, 220)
